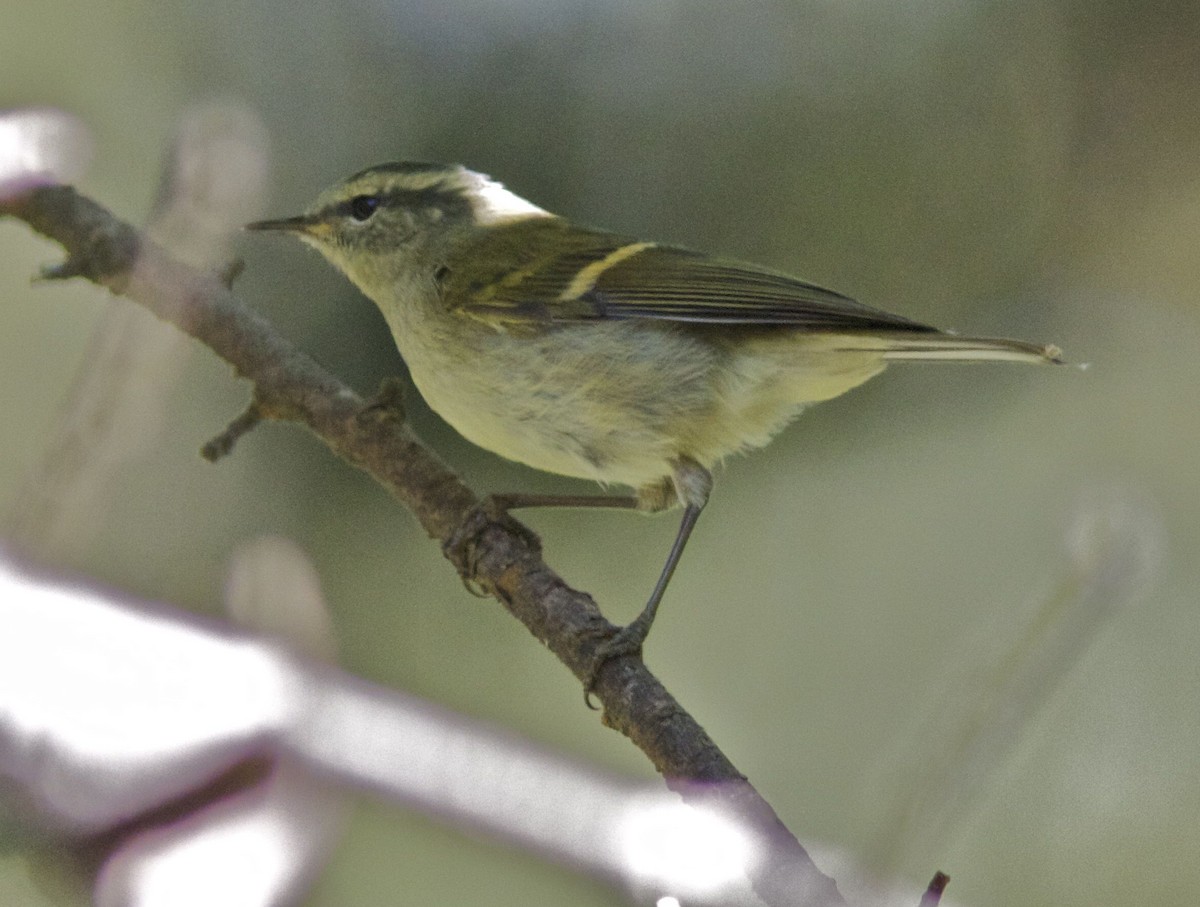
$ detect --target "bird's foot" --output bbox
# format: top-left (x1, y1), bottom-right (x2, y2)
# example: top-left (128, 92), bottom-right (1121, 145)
top-left (443, 495), bottom-right (543, 597)
top-left (581, 610), bottom-right (655, 708)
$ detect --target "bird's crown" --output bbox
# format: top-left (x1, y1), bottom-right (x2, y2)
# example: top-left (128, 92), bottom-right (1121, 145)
top-left (312, 161), bottom-right (551, 227)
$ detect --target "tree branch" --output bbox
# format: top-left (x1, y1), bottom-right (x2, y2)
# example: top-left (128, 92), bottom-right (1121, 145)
top-left (2, 185), bottom-right (845, 906)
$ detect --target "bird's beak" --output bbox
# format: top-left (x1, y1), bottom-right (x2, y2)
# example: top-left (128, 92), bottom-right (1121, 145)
top-left (244, 214), bottom-right (321, 235)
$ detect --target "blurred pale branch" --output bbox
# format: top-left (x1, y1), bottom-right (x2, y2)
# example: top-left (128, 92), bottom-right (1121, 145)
top-left (866, 489), bottom-right (1161, 878)
top-left (5, 103), bottom-right (269, 560)
top-left (1, 182), bottom-right (845, 907)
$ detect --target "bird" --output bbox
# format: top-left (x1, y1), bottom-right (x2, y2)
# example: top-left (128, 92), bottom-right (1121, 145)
top-left (247, 161), bottom-right (1062, 686)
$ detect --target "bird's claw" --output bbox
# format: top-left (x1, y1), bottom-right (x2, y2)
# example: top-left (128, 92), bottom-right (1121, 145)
top-left (443, 496), bottom-right (543, 597)
top-left (581, 616), bottom-right (651, 709)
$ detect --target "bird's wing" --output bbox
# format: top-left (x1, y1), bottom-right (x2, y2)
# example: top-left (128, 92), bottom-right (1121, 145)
top-left (450, 225), bottom-right (937, 334)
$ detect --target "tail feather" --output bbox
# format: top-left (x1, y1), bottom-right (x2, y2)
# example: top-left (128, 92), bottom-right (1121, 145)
top-left (843, 332), bottom-right (1063, 365)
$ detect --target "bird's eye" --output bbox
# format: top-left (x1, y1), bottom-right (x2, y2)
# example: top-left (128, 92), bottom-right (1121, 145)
top-left (349, 195), bottom-right (380, 221)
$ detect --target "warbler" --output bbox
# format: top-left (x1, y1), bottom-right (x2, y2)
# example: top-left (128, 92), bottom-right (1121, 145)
top-left (247, 162), bottom-right (1061, 680)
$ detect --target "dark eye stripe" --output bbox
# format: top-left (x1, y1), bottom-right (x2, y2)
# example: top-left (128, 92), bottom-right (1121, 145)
top-left (328, 185), bottom-right (474, 225)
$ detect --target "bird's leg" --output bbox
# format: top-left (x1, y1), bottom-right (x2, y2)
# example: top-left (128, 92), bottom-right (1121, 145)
top-left (476, 491), bottom-right (642, 558)
top-left (584, 456), bottom-right (712, 698)
top-left (443, 491), bottom-right (639, 597)
top-left (488, 492), bottom-right (639, 513)
top-left (444, 460), bottom-right (712, 704)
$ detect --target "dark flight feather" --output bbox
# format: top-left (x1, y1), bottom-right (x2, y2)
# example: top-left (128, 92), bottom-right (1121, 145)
top-left (453, 223), bottom-right (938, 334)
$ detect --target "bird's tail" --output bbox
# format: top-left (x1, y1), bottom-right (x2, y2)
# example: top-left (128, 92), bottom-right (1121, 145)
top-left (847, 332), bottom-right (1063, 365)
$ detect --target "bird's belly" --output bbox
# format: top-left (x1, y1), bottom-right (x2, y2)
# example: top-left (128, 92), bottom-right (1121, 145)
top-left (429, 388), bottom-right (669, 486)
top-left (398, 321), bottom-right (717, 489)
top-left (393, 317), bottom-right (888, 493)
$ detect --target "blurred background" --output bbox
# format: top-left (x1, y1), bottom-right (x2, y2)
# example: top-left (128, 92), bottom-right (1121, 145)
top-left (1, 1), bottom-right (1197, 904)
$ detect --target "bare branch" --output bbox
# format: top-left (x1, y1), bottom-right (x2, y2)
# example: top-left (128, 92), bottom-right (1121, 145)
top-left (2, 185), bottom-right (845, 906)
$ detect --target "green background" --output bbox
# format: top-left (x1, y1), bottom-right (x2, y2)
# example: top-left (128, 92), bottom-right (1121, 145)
top-left (2, 3), bottom-right (1197, 905)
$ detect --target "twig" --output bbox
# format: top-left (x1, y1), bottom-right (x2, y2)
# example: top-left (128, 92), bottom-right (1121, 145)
top-left (918, 872), bottom-right (950, 907)
top-left (202, 398), bottom-right (264, 461)
top-left (2, 184), bottom-right (845, 907)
